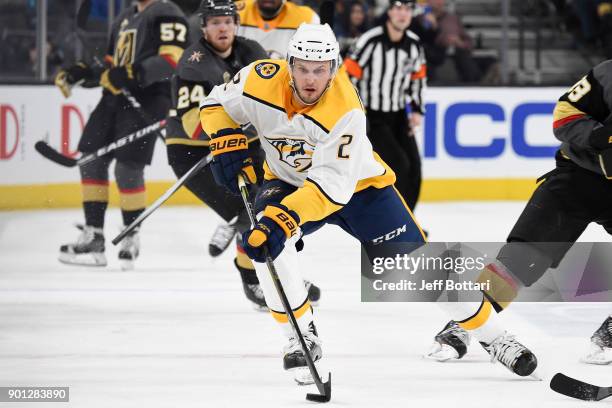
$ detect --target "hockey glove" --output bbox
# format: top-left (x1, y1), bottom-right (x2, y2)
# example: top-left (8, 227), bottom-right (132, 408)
top-left (589, 126), bottom-right (612, 150)
top-left (209, 129), bottom-right (257, 194)
top-left (243, 204), bottom-right (300, 262)
top-left (589, 126), bottom-right (612, 178)
top-left (100, 64), bottom-right (139, 95)
top-left (55, 62), bottom-right (93, 98)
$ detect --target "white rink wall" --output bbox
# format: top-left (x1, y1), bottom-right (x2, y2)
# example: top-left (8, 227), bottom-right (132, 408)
top-left (0, 85), bottom-right (567, 208)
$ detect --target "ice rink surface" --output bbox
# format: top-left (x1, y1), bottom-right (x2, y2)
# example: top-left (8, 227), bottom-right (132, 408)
top-left (1, 202), bottom-right (611, 407)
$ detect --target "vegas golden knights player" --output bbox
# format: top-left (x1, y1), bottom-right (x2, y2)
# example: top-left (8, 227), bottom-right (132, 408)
top-left (55, 0), bottom-right (188, 270)
top-left (429, 60), bottom-right (612, 372)
top-left (165, 0), bottom-right (320, 309)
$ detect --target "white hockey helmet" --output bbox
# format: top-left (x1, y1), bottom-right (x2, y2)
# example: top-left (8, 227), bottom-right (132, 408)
top-left (286, 23), bottom-right (340, 74)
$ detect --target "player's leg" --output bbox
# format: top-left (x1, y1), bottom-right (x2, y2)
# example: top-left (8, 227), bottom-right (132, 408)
top-left (114, 160), bottom-right (146, 270)
top-left (582, 315), bottom-right (612, 365)
top-left (430, 162), bottom-right (598, 375)
top-left (248, 180), bottom-right (321, 385)
top-left (582, 214), bottom-right (612, 364)
top-left (113, 89), bottom-right (169, 269)
top-left (396, 123), bottom-right (422, 210)
top-left (168, 143), bottom-right (266, 308)
top-left (59, 95), bottom-right (115, 266)
top-left (366, 111), bottom-right (413, 206)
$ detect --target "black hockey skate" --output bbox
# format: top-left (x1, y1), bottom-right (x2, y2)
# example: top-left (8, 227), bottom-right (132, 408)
top-left (118, 227), bottom-right (140, 271)
top-left (59, 224), bottom-right (106, 266)
top-left (283, 322), bottom-right (323, 385)
top-left (582, 316), bottom-right (612, 365)
top-left (480, 332), bottom-right (537, 377)
top-left (209, 220), bottom-right (237, 257)
top-left (235, 260), bottom-right (267, 310)
top-left (426, 320), bottom-right (471, 361)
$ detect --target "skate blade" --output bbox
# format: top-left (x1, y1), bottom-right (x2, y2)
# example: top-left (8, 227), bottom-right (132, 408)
top-left (291, 365), bottom-right (324, 386)
top-left (59, 252), bottom-right (107, 267)
top-left (529, 370), bottom-right (543, 381)
top-left (251, 303), bottom-right (268, 312)
top-left (580, 356), bottom-right (612, 365)
top-left (119, 259), bottom-right (135, 271)
top-left (424, 343), bottom-right (459, 362)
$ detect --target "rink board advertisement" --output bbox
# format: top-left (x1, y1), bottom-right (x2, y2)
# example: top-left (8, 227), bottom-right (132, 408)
top-left (0, 85), bottom-right (565, 208)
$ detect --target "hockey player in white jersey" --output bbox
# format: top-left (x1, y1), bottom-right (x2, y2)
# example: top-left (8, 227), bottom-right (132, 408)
top-left (200, 23), bottom-right (426, 384)
top-left (238, 0), bottom-right (320, 58)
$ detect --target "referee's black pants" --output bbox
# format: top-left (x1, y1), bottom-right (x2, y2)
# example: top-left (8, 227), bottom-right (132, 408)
top-left (366, 109), bottom-right (422, 210)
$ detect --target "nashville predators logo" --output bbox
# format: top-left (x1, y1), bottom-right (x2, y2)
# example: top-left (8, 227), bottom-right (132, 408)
top-left (267, 136), bottom-right (314, 172)
top-left (114, 29), bottom-right (136, 66)
top-left (255, 62), bottom-right (280, 79)
top-left (261, 186), bottom-right (282, 198)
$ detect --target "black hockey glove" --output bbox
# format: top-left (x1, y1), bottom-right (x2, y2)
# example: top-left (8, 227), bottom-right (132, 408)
top-left (589, 126), bottom-right (612, 178)
top-left (589, 126), bottom-right (612, 150)
top-left (100, 64), bottom-right (139, 95)
top-left (54, 62), bottom-right (93, 98)
top-left (209, 129), bottom-right (257, 194)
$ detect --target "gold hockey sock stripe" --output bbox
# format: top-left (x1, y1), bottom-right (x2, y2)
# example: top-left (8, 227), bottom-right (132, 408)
top-left (457, 299), bottom-right (492, 331)
top-left (82, 180), bottom-right (109, 202)
top-left (478, 263), bottom-right (519, 305)
top-left (119, 187), bottom-right (146, 211)
top-left (270, 297), bottom-right (311, 324)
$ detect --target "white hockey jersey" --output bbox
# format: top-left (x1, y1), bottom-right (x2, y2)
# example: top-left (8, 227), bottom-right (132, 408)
top-left (237, 0), bottom-right (319, 59)
top-left (200, 60), bottom-right (395, 224)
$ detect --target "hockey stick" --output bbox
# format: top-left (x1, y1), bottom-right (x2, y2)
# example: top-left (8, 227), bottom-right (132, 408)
top-left (236, 174), bottom-right (331, 403)
top-left (550, 373), bottom-right (612, 401)
top-left (111, 152), bottom-right (213, 245)
top-left (34, 119), bottom-right (166, 167)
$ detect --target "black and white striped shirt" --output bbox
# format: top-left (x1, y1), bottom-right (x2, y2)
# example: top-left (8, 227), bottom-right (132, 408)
top-left (345, 25), bottom-right (426, 113)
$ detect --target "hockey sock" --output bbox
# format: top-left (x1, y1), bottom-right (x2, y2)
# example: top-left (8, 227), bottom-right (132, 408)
top-left (252, 235), bottom-right (313, 338)
top-left (83, 199), bottom-right (108, 229)
top-left (80, 159), bottom-right (111, 229)
top-left (236, 242), bottom-right (258, 280)
top-left (115, 161), bottom-right (146, 227)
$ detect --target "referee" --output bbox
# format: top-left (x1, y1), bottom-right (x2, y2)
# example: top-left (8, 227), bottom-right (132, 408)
top-left (344, 0), bottom-right (426, 210)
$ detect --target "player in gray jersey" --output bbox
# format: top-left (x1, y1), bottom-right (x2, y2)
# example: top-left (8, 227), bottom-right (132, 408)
top-left (165, 0), bottom-right (320, 309)
top-left (428, 60), bottom-right (612, 370)
top-left (55, 0), bottom-right (189, 270)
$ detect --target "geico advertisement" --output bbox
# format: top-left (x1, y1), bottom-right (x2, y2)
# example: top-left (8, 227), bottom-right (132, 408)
top-left (0, 85), bottom-right (566, 185)
top-left (422, 87), bottom-right (563, 178)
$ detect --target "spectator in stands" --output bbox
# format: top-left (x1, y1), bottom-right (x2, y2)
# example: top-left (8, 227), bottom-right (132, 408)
top-left (423, 0), bottom-right (499, 84)
top-left (409, 2), bottom-right (445, 81)
top-left (336, 1), bottom-right (371, 56)
top-left (28, 40), bottom-right (64, 77)
top-left (571, 0), bottom-right (612, 58)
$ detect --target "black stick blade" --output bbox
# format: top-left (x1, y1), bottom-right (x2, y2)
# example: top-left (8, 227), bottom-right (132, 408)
top-left (34, 141), bottom-right (78, 167)
top-left (306, 373), bottom-right (331, 403)
top-left (550, 373), bottom-right (612, 401)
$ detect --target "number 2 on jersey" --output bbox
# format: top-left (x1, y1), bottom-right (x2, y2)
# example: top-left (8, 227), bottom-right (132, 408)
top-left (337, 135), bottom-right (353, 159)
